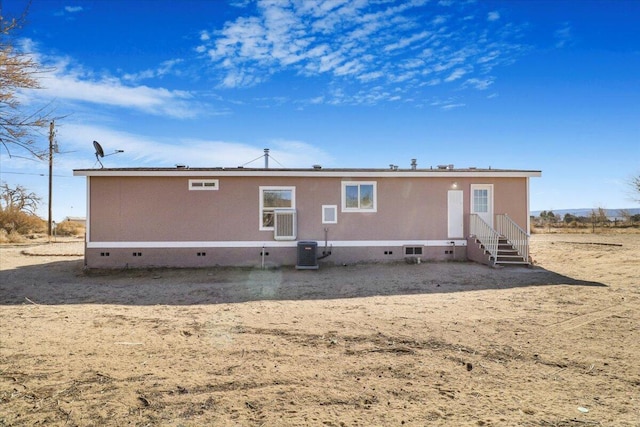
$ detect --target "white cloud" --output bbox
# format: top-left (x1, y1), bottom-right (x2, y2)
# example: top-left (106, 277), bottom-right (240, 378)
top-left (18, 40), bottom-right (206, 119)
top-left (432, 15), bottom-right (447, 25)
top-left (333, 59), bottom-right (365, 76)
top-left (56, 123), bottom-right (333, 169)
top-left (230, 0), bottom-right (252, 7)
top-left (39, 72), bottom-right (198, 118)
top-left (477, 50), bottom-right (500, 64)
top-left (444, 68), bottom-right (467, 82)
top-left (464, 77), bottom-right (493, 90)
top-left (64, 6), bottom-right (83, 13)
top-left (430, 97), bottom-right (465, 110)
top-left (391, 71), bottom-right (417, 83)
top-left (357, 71), bottom-right (384, 82)
top-left (199, 0), bottom-right (526, 106)
top-left (554, 23), bottom-right (572, 48)
top-left (316, 50), bottom-right (345, 73)
top-left (384, 30), bottom-right (432, 52)
top-left (487, 11), bottom-right (500, 22)
top-left (265, 139), bottom-right (334, 168)
top-left (122, 59), bottom-right (184, 82)
top-left (441, 103), bottom-right (465, 110)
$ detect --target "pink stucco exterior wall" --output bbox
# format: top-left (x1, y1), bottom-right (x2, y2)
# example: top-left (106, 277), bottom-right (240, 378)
top-left (83, 173), bottom-right (531, 268)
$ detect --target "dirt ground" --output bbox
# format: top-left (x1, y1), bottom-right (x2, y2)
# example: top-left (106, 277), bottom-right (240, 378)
top-left (0, 233), bottom-right (638, 426)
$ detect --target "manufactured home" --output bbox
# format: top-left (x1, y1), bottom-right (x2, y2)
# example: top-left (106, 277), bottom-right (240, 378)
top-left (73, 165), bottom-right (541, 269)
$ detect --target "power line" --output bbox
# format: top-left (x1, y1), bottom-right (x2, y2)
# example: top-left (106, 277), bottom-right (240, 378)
top-left (0, 171), bottom-right (72, 178)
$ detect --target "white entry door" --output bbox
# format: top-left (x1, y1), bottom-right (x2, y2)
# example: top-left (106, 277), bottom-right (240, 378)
top-left (471, 184), bottom-right (494, 228)
top-left (448, 190), bottom-right (464, 238)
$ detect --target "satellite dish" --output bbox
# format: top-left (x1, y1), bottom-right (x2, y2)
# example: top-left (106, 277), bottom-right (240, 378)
top-left (93, 141), bottom-right (104, 158)
top-left (92, 140), bottom-right (122, 168)
top-left (93, 140), bottom-right (105, 168)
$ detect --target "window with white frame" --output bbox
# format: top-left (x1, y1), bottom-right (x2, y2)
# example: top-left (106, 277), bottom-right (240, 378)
top-left (473, 188), bottom-right (489, 212)
top-left (322, 205), bottom-right (338, 224)
top-left (260, 186), bottom-right (295, 230)
top-left (189, 179), bottom-right (219, 190)
top-left (342, 181), bottom-right (377, 212)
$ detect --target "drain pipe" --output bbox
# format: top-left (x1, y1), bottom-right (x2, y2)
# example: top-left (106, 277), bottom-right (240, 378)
top-left (450, 241), bottom-right (456, 260)
top-left (318, 227), bottom-right (333, 260)
top-left (261, 244), bottom-right (266, 269)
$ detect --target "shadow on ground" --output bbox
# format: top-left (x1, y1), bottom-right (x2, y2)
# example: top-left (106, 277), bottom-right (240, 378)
top-left (0, 256), bottom-right (607, 306)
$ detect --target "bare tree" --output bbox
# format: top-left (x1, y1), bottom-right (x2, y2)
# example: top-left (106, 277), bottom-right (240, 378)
top-left (618, 209), bottom-right (631, 225)
top-left (1, 2), bottom-right (56, 159)
top-left (590, 206), bottom-right (609, 232)
top-left (631, 174), bottom-right (640, 203)
top-left (0, 182), bottom-right (41, 214)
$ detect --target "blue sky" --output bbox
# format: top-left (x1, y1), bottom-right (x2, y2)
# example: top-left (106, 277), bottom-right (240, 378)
top-left (1, 0), bottom-right (639, 221)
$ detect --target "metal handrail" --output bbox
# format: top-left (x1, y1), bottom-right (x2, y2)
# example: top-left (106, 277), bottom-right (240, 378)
top-left (496, 214), bottom-right (529, 261)
top-left (470, 214), bottom-right (499, 261)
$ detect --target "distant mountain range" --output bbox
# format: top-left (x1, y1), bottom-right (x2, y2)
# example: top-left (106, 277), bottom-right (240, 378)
top-left (531, 208), bottom-right (640, 218)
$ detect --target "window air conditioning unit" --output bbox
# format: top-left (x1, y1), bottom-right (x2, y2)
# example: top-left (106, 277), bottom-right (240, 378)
top-left (274, 209), bottom-right (296, 241)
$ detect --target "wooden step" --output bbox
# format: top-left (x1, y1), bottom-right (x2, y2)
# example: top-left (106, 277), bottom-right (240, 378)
top-left (495, 239), bottom-right (529, 265)
top-left (470, 235), bottom-right (530, 266)
top-left (495, 260), bottom-right (529, 265)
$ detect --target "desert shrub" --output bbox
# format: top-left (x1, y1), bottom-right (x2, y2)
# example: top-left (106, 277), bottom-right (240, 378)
top-left (0, 209), bottom-right (46, 235)
top-left (55, 220), bottom-right (85, 236)
top-left (569, 220), bottom-right (585, 228)
top-left (0, 229), bottom-right (26, 243)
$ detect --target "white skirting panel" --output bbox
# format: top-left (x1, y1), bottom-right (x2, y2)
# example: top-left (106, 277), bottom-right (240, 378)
top-left (87, 239), bottom-right (468, 249)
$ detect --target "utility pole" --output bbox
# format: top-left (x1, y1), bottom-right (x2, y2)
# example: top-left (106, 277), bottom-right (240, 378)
top-left (48, 120), bottom-right (55, 238)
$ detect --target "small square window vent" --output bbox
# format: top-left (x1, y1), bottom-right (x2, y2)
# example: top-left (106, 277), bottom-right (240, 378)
top-left (322, 205), bottom-right (338, 224)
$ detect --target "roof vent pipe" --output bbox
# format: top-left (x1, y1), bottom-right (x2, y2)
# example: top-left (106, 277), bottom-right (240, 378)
top-left (411, 159), bottom-right (417, 170)
top-left (264, 148), bottom-right (269, 169)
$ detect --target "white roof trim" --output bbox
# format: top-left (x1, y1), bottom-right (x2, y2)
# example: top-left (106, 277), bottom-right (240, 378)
top-left (74, 169), bottom-right (541, 178)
